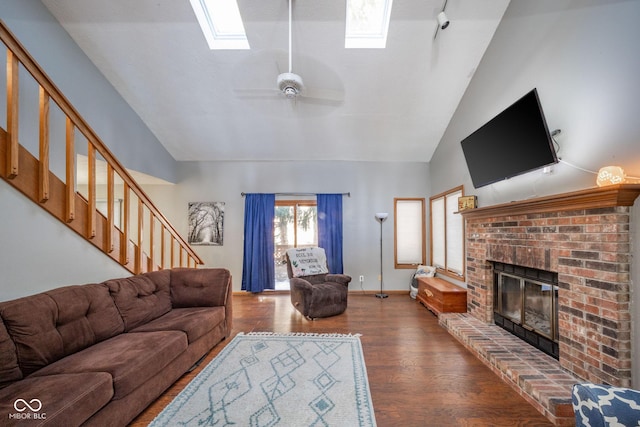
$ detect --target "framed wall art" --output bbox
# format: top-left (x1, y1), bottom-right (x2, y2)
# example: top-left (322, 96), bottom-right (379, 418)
top-left (188, 202), bottom-right (224, 245)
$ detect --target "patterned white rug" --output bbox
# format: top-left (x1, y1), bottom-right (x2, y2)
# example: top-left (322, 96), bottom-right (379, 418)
top-left (149, 333), bottom-right (377, 427)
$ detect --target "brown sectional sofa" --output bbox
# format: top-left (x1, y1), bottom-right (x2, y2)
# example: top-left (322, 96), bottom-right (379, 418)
top-left (0, 268), bottom-right (232, 426)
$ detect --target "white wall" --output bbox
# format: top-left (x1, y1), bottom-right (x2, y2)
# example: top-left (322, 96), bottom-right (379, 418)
top-left (430, 0), bottom-right (640, 385)
top-left (0, 0), bottom-right (177, 183)
top-left (431, 0), bottom-right (640, 199)
top-left (0, 181), bottom-right (129, 301)
top-left (144, 160), bottom-right (430, 293)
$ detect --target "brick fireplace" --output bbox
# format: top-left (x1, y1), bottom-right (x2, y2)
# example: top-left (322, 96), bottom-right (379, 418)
top-left (461, 185), bottom-right (640, 387)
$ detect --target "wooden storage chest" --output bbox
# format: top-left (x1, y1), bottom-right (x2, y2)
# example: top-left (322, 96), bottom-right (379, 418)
top-left (417, 276), bottom-right (467, 316)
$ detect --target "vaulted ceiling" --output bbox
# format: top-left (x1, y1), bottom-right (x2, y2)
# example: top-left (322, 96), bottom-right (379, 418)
top-left (42, 0), bottom-right (510, 162)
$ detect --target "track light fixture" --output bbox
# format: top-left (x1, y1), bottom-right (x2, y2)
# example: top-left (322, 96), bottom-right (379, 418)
top-left (437, 11), bottom-right (450, 30)
top-left (433, 0), bottom-right (450, 40)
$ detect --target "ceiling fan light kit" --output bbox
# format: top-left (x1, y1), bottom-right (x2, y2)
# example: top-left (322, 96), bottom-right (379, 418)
top-left (277, 72), bottom-right (303, 99)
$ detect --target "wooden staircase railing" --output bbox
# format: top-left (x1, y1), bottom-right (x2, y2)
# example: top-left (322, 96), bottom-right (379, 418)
top-left (0, 20), bottom-right (203, 274)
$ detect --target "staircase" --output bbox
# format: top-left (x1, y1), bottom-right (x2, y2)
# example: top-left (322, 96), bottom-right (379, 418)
top-left (0, 20), bottom-right (202, 274)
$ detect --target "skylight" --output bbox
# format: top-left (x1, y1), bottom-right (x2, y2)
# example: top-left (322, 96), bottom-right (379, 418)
top-left (190, 0), bottom-right (249, 50)
top-left (345, 0), bottom-right (394, 49)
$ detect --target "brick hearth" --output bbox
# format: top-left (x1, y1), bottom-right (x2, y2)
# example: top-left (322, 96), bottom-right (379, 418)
top-left (441, 313), bottom-right (577, 426)
top-left (452, 185), bottom-right (640, 425)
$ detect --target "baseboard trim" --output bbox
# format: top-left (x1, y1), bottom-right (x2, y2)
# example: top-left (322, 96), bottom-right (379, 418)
top-left (232, 290), bottom-right (410, 296)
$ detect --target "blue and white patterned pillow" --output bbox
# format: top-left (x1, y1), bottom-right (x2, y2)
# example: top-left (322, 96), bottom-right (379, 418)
top-left (572, 383), bottom-right (640, 427)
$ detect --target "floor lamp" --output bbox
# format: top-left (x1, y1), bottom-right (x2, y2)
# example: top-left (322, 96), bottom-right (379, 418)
top-left (375, 212), bottom-right (388, 299)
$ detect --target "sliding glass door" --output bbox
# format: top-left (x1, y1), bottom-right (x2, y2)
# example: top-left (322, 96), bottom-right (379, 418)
top-left (274, 200), bottom-right (317, 290)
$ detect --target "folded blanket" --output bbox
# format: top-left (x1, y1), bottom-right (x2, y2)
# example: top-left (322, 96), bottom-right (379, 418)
top-left (286, 247), bottom-right (329, 277)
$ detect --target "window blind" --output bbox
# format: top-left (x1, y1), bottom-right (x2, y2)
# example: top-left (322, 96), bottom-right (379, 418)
top-left (394, 198), bottom-right (425, 268)
top-left (430, 186), bottom-right (465, 280)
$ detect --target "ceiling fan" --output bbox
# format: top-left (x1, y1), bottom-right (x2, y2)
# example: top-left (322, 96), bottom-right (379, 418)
top-left (236, 0), bottom-right (343, 104)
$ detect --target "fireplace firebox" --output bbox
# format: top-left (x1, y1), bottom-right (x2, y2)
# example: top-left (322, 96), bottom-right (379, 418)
top-left (493, 262), bottom-right (559, 359)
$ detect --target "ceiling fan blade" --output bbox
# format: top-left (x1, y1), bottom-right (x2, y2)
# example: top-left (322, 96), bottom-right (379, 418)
top-left (302, 87), bottom-right (344, 103)
top-left (234, 88), bottom-right (280, 98)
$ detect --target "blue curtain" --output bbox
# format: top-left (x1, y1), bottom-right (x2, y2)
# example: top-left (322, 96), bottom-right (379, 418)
top-left (241, 193), bottom-right (275, 293)
top-left (317, 194), bottom-right (344, 274)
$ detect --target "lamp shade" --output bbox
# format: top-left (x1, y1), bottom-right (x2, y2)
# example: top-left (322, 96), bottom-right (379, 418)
top-left (375, 212), bottom-right (388, 221)
top-left (596, 166), bottom-right (626, 187)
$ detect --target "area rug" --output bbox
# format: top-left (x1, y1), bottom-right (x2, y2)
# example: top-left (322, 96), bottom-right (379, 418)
top-left (149, 332), bottom-right (377, 427)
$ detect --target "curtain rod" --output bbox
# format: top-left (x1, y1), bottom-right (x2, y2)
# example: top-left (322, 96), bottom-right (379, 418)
top-left (241, 192), bottom-right (350, 197)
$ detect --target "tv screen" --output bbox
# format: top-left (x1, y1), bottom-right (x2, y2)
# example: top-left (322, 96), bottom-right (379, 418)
top-left (461, 88), bottom-right (558, 188)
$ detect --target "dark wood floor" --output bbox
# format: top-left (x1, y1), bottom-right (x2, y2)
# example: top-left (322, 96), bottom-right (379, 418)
top-left (130, 293), bottom-right (554, 426)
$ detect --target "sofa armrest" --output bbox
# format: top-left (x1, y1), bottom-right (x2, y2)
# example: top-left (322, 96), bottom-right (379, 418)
top-left (289, 278), bottom-right (313, 316)
top-left (290, 277), bottom-right (314, 293)
top-left (325, 274), bottom-right (351, 286)
top-left (170, 268), bottom-right (231, 308)
top-left (170, 268), bottom-right (232, 337)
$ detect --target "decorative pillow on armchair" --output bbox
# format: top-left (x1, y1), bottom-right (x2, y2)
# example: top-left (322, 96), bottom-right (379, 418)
top-left (286, 247), bottom-right (329, 277)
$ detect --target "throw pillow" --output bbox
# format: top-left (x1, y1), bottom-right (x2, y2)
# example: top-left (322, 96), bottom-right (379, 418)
top-left (286, 247), bottom-right (329, 277)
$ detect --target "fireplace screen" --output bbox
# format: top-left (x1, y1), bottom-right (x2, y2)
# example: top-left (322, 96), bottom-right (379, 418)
top-left (498, 274), bottom-right (521, 324)
top-left (493, 263), bottom-right (558, 358)
top-left (524, 281), bottom-right (555, 339)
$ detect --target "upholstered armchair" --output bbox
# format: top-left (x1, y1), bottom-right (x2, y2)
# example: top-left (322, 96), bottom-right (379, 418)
top-left (285, 247), bottom-right (351, 320)
top-left (572, 383), bottom-right (640, 427)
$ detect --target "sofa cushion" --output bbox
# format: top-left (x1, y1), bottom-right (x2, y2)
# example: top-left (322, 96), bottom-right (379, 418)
top-left (170, 268), bottom-right (230, 308)
top-left (0, 284), bottom-right (124, 376)
top-left (130, 307), bottom-right (225, 343)
top-left (46, 284), bottom-right (125, 352)
top-left (0, 318), bottom-right (22, 389)
top-left (104, 270), bottom-right (171, 331)
top-left (0, 372), bottom-right (112, 427)
top-left (31, 330), bottom-right (187, 400)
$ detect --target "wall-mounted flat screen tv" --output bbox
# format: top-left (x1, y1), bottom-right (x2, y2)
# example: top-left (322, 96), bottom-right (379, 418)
top-left (461, 88), bottom-right (558, 188)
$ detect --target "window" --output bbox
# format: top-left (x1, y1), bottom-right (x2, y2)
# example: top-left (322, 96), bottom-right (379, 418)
top-left (274, 200), bottom-right (317, 290)
top-left (345, 0), bottom-right (394, 48)
top-left (430, 186), bottom-right (465, 280)
top-left (190, 0), bottom-right (250, 50)
top-left (394, 198), bottom-right (426, 269)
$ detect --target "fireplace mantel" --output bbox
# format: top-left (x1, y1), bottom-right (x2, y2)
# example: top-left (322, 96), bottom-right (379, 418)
top-left (460, 184), bottom-right (640, 220)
